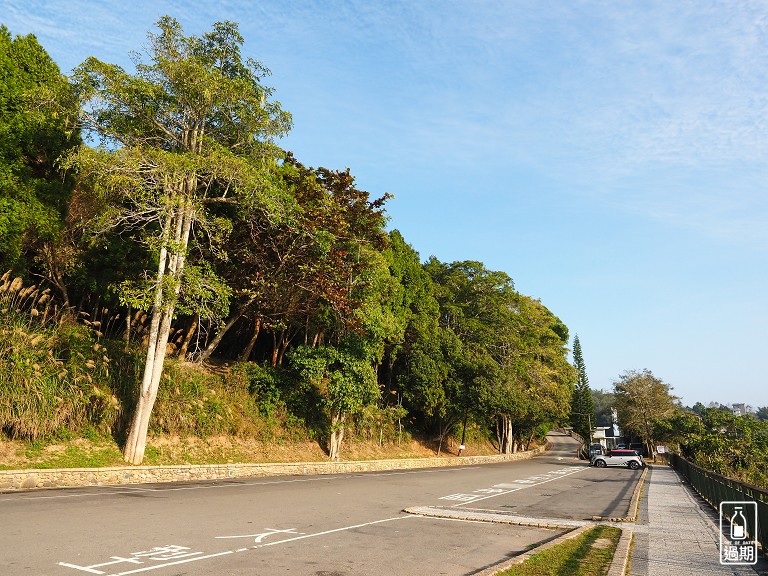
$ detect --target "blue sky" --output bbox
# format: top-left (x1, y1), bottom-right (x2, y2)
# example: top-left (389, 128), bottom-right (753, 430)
top-left (3, 1), bottom-right (767, 407)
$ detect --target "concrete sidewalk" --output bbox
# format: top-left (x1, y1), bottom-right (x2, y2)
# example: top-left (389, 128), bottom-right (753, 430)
top-left (629, 465), bottom-right (767, 575)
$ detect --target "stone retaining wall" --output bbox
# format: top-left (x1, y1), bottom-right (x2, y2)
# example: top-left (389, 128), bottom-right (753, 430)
top-left (0, 448), bottom-right (542, 491)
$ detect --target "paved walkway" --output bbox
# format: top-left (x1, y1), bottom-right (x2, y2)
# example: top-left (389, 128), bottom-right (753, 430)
top-left (630, 465), bottom-right (767, 575)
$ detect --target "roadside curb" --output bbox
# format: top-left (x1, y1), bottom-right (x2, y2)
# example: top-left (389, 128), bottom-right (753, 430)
top-left (405, 467), bottom-right (643, 576)
top-left (403, 506), bottom-right (587, 530)
top-left (607, 527), bottom-right (633, 576)
top-left (0, 448), bottom-right (543, 492)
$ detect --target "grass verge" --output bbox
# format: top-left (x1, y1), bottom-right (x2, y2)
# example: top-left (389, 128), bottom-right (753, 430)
top-left (498, 525), bottom-right (622, 576)
top-left (0, 435), bottom-right (501, 469)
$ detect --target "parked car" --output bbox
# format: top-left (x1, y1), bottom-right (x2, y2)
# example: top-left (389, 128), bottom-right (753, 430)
top-left (591, 449), bottom-right (645, 470)
top-left (589, 443), bottom-right (604, 458)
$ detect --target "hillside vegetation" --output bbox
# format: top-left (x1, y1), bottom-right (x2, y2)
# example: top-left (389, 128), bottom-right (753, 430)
top-left (0, 19), bottom-right (576, 465)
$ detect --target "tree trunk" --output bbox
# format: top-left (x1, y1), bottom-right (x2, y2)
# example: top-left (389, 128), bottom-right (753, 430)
top-left (270, 329), bottom-right (281, 366)
top-left (123, 201), bottom-right (193, 465)
top-left (277, 332), bottom-right (291, 366)
top-left (198, 309), bottom-right (242, 363)
top-left (497, 413), bottom-right (514, 454)
top-left (435, 416), bottom-right (456, 456)
top-left (239, 318), bottom-right (261, 361)
top-left (328, 411), bottom-right (346, 461)
top-left (124, 306), bottom-right (131, 352)
top-left (177, 314), bottom-right (198, 360)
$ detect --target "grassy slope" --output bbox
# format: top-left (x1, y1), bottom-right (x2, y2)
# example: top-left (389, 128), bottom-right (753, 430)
top-left (0, 278), bottom-right (514, 470)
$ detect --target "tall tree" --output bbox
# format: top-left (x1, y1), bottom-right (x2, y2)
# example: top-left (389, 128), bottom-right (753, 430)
top-left (422, 259), bottom-right (514, 454)
top-left (64, 17), bottom-right (292, 464)
top-left (613, 369), bottom-right (677, 458)
top-left (289, 338), bottom-right (379, 460)
top-left (0, 26), bottom-right (79, 279)
top-left (569, 335), bottom-right (594, 444)
top-left (492, 295), bottom-right (574, 453)
top-left (591, 389), bottom-right (615, 428)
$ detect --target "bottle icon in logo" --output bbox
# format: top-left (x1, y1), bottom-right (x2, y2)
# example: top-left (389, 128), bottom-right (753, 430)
top-left (731, 506), bottom-right (747, 540)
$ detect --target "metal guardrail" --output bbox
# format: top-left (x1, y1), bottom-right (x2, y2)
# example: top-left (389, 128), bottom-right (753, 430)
top-left (668, 453), bottom-right (768, 554)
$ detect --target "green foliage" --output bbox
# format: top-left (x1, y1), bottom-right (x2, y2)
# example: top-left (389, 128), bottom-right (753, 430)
top-left (591, 389), bottom-right (615, 428)
top-left (231, 362), bottom-right (286, 417)
top-left (0, 20), bottom-right (582, 461)
top-left (613, 369), bottom-right (677, 455)
top-left (656, 407), bottom-right (768, 489)
top-left (289, 341), bottom-right (378, 418)
top-left (0, 26), bottom-right (79, 270)
top-left (569, 335), bottom-right (593, 442)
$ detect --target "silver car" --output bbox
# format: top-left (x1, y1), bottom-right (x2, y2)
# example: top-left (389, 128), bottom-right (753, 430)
top-left (591, 449), bottom-right (645, 470)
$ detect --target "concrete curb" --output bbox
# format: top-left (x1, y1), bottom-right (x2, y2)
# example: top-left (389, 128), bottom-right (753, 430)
top-left (404, 506), bottom-right (586, 530)
top-left (405, 505), bottom-right (635, 576)
top-left (607, 528), bottom-right (633, 576)
top-left (0, 447), bottom-right (542, 492)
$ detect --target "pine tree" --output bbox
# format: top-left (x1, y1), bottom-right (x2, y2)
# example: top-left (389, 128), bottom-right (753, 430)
top-left (570, 335), bottom-right (594, 443)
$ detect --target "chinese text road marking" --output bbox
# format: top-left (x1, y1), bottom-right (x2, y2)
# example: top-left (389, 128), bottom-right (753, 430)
top-left (58, 517), bottom-right (414, 576)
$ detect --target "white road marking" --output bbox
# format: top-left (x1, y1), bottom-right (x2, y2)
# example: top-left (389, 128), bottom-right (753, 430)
top-left (103, 551), bottom-right (234, 576)
top-left (215, 528), bottom-right (302, 542)
top-left (59, 518), bottom-right (415, 575)
top-left (440, 466), bottom-right (585, 508)
top-left (255, 515), bottom-right (415, 548)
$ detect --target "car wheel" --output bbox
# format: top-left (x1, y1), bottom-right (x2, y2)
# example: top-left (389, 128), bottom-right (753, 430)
top-left (595, 459), bottom-right (607, 468)
top-left (628, 461), bottom-right (640, 470)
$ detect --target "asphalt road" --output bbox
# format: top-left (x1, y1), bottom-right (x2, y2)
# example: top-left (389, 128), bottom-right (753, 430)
top-left (0, 432), bottom-right (643, 575)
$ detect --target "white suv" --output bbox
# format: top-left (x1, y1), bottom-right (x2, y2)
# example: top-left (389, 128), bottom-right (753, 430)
top-left (591, 449), bottom-right (645, 470)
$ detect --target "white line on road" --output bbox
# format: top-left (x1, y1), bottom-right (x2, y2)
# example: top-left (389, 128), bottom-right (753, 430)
top-left (62, 517), bottom-right (415, 576)
top-left (102, 551), bottom-right (234, 576)
top-left (450, 466), bottom-right (586, 508)
top-left (256, 515), bottom-right (415, 549)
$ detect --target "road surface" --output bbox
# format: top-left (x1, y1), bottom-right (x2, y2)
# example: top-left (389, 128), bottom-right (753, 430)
top-left (0, 432), bottom-right (642, 575)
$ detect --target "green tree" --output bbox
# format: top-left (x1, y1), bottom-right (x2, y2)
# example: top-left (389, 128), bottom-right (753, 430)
top-left (493, 295), bottom-right (574, 453)
top-left (591, 389), bottom-right (615, 428)
top-left (613, 369), bottom-right (677, 459)
top-left (569, 334), bottom-right (593, 444)
top-left (691, 401), bottom-right (707, 416)
top-left (0, 26), bottom-right (79, 283)
top-left (196, 157), bottom-right (391, 366)
top-left (289, 339), bottom-right (379, 460)
top-left (422, 259), bottom-right (515, 454)
top-left (64, 17), bottom-right (292, 464)
top-left (755, 406), bottom-right (768, 422)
